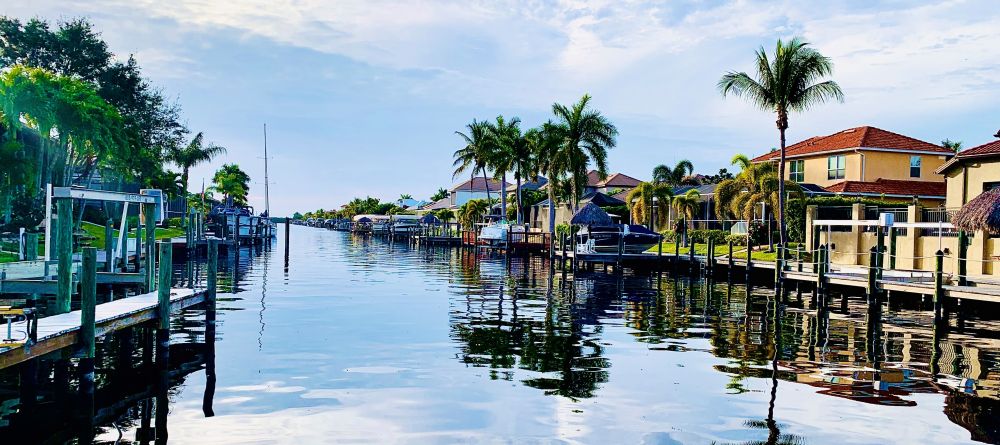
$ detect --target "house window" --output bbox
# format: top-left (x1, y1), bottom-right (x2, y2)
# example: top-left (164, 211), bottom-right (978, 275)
top-left (910, 156), bottom-right (921, 178)
top-left (827, 155), bottom-right (846, 180)
top-left (789, 160), bottom-right (805, 183)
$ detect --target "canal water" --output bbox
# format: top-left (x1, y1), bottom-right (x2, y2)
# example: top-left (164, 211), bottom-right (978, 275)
top-left (2, 225), bottom-right (999, 444)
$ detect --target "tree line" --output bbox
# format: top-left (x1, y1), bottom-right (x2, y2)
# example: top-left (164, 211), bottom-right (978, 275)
top-left (0, 17), bottom-right (247, 231)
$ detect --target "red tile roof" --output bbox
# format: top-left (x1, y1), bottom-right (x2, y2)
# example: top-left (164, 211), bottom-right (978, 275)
top-left (823, 179), bottom-right (946, 198)
top-left (752, 126), bottom-right (951, 162)
top-left (450, 177), bottom-right (509, 192)
top-left (935, 139), bottom-right (1000, 173)
top-left (598, 172), bottom-right (642, 188)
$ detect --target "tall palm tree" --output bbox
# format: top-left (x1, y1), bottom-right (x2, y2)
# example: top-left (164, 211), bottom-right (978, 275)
top-left (454, 120), bottom-right (494, 206)
top-left (551, 94), bottom-right (618, 212)
top-left (169, 131), bottom-right (227, 193)
top-left (716, 154), bottom-right (803, 249)
top-left (485, 115), bottom-right (521, 221)
top-left (530, 122), bottom-right (569, 237)
top-left (652, 160), bottom-right (698, 186)
top-left (508, 125), bottom-right (536, 224)
top-left (625, 181), bottom-right (672, 229)
top-left (719, 38), bottom-right (843, 246)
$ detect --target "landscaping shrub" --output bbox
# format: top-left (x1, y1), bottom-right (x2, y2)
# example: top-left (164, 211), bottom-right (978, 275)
top-left (725, 234), bottom-right (747, 246)
top-left (688, 229), bottom-right (728, 245)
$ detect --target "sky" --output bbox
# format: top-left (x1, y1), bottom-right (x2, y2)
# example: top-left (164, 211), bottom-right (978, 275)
top-left (4, 0), bottom-right (1000, 216)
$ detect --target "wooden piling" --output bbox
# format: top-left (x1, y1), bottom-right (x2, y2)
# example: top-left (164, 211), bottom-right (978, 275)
top-left (284, 217), bottom-right (291, 264)
top-left (144, 203), bottom-right (156, 291)
top-left (688, 240), bottom-right (696, 274)
top-left (560, 233), bottom-right (567, 270)
top-left (957, 230), bottom-right (968, 286)
top-left (816, 245), bottom-right (827, 292)
top-left (774, 243), bottom-right (784, 293)
top-left (707, 238), bottom-right (715, 275)
top-left (157, 242), bottom-right (173, 331)
top-left (867, 246), bottom-right (879, 305)
top-left (727, 240), bottom-right (733, 281)
top-left (25, 233), bottom-right (38, 261)
top-left (55, 197), bottom-right (73, 315)
top-left (889, 228), bottom-right (897, 271)
top-left (80, 247), bottom-right (98, 432)
top-left (105, 218), bottom-right (114, 272)
top-left (933, 250), bottom-right (944, 327)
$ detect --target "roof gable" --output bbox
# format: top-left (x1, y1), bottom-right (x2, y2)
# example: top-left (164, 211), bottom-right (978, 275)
top-left (752, 126), bottom-right (951, 162)
top-left (936, 139), bottom-right (1000, 174)
top-left (450, 177), bottom-right (509, 192)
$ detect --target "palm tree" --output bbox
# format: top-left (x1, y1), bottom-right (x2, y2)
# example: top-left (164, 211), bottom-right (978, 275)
top-left (529, 122), bottom-right (569, 237)
top-left (458, 198), bottom-right (490, 228)
top-left (625, 181), bottom-right (672, 230)
top-left (941, 139), bottom-right (962, 152)
top-left (672, 189), bottom-right (701, 245)
top-left (212, 163), bottom-right (250, 206)
top-left (169, 132), bottom-right (226, 193)
top-left (485, 115), bottom-right (521, 221)
top-left (454, 120), bottom-right (494, 207)
top-left (716, 154), bottom-right (803, 249)
top-left (551, 94), bottom-right (618, 212)
top-left (430, 187), bottom-right (449, 202)
top-left (507, 124), bottom-right (536, 224)
top-left (652, 160), bottom-right (698, 186)
top-left (719, 38), bottom-right (843, 246)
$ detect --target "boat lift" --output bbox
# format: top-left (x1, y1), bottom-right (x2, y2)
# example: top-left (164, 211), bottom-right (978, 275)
top-left (43, 185), bottom-right (161, 267)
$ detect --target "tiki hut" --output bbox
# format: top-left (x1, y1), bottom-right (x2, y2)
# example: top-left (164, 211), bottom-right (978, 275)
top-left (952, 188), bottom-right (1000, 235)
top-left (571, 202), bottom-right (613, 226)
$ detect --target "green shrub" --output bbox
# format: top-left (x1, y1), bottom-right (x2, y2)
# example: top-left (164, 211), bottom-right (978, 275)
top-left (165, 217), bottom-right (183, 228)
top-left (660, 230), bottom-right (677, 243)
top-left (725, 234), bottom-right (747, 246)
top-left (688, 229), bottom-right (728, 245)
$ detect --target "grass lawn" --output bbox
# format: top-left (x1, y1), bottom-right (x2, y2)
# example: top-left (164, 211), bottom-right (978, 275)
top-left (648, 242), bottom-right (810, 263)
top-left (80, 222), bottom-right (185, 249)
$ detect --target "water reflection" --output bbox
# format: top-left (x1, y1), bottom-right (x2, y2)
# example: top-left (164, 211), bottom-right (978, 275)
top-left (0, 228), bottom-right (998, 444)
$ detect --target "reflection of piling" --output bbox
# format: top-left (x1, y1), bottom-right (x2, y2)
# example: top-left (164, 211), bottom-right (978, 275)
top-left (284, 217), bottom-right (291, 267)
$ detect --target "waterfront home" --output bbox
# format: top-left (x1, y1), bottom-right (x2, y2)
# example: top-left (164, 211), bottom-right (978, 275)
top-left (937, 136), bottom-right (1000, 209)
top-left (753, 126), bottom-right (954, 205)
top-left (421, 178), bottom-right (510, 211)
top-left (529, 191), bottom-right (626, 230)
top-left (505, 176), bottom-right (548, 194)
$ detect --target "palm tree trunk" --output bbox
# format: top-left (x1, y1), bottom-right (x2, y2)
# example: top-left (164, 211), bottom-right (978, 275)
top-left (547, 179), bottom-right (556, 235)
top-left (500, 172), bottom-right (508, 221)
top-left (777, 126), bottom-right (788, 246)
top-left (515, 176), bottom-right (522, 224)
top-left (482, 169), bottom-right (492, 212)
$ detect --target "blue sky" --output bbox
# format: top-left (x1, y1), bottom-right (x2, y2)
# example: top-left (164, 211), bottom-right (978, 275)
top-left (5, 0), bottom-right (999, 216)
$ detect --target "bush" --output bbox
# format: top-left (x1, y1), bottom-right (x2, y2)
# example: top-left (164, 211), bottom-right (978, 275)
top-left (747, 220), bottom-right (768, 246)
top-left (165, 217), bottom-right (183, 228)
top-left (688, 229), bottom-right (728, 245)
top-left (660, 230), bottom-right (677, 243)
top-left (725, 234), bottom-right (747, 246)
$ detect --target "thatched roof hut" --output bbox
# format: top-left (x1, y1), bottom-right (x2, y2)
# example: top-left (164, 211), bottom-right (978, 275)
top-left (571, 202), bottom-right (613, 226)
top-left (952, 188), bottom-right (1000, 234)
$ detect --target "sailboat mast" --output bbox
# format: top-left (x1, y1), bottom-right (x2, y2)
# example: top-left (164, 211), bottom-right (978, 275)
top-left (263, 123), bottom-right (270, 216)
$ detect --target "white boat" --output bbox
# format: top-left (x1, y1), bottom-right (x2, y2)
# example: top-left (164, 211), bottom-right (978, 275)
top-left (390, 215), bottom-right (421, 235)
top-left (477, 220), bottom-right (526, 246)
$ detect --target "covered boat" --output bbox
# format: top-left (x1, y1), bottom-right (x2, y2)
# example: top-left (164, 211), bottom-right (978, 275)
top-left (576, 224), bottom-right (662, 254)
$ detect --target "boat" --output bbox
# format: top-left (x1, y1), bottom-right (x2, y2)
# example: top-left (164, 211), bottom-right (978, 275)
top-left (352, 214), bottom-right (389, 234)
top-left (575, 224), bottom-right (662, 254)
top-left (390, 215), bottom-right (421, 235)
top-left (477, 219), bottom-right (526, 246)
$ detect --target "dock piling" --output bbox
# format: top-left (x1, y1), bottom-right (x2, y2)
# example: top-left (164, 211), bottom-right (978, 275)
top-left (867, 246), bottom-right (879, 305)
top-left (933, 250), bottom-right (945, 327)
top-left (55, 197), bottom-right (73, 314)
top-left (104, 219), bottom-right (114, 272)
top-left (144, 203), bottom-right (156, 291)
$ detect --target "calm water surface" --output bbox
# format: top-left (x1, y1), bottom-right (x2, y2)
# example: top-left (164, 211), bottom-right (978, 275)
top-left (3, 225), bottom-right (999, 444)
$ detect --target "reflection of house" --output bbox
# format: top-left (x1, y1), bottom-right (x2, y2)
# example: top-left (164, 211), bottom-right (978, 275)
top-left (937, 138), bottom-right (1000, 209)
top-left (753, 126), bottom-right (953, 204)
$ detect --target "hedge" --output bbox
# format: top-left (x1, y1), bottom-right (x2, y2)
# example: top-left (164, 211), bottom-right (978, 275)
top-left (786, 196), bottom-right (909, 243)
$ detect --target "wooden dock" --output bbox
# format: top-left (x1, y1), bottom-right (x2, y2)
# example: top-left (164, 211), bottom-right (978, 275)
top-left (0, 287), bottom-right (206, 369)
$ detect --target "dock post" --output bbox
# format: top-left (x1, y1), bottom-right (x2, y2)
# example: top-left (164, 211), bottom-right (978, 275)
top-left (889, 227), bottom-right (897, 271)
top-left (80, 247), bottom-right (98, 427)
top-left (284, 217), bottom-right (291, 265)
top-left (745, 245), bottom-right (753, 285)
top-left (55, 196), bottom-right (73, 315)
top-left (105, 218), bottom-right (114, 272)
top-left (774, 243), bottom-right (783, 294)
top-left (727, 240), bottom-right (733, 282)
top-left (816, 245), bottom-right (826, 293)
top-left (657, 235), bottom-right (663, 271)
top-left (867, 246), bottom-right (879, 305)
top-left (144, 203), bottom-right (156, 291)
top-left (933, 250), bottom-right (945, 328)
top-left (957, 230), bottom-right (968, 286)
top-left (707, 238), bottom-right (715, 276)
top-left (204, 239), bottom-right (218, 417)
top-left (560, 233), bottom-right (567, 270)
top-left (797, 245), bottom-right (803, 272)
top-left (689, 239), bottom-right (696, 275)
top-left (616, 228), bottom-right (624, 274)
top-left (26, 232), bottom-right (38, 261)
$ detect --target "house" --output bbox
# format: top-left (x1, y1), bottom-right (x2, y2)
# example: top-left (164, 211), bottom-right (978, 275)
top-left (936, 137), bottom-right (1000, 209)
top-left (505, 176), bottom-right (548, 194)
top-left (586, 171), bottom-right (642, 195)
top-left (752, 126), bottom-right (954, 204)
top-left (529, 191), bottom-right (626, 230)
top-left (442, 177), bottom-right (510, 208)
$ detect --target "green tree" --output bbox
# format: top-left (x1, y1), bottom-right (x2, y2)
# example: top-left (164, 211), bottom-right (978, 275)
top-left (453, 120), bottom-right (494, 204)
top-left (550, 94), bottom-right (618, 212)
top-left (458, 199), bottom-right (490, 228)
top-left (941, 139), bottom-right (962, 152)
top-left (672, 189), bottom-right (701, 243)
top-left (528, 122), bottom-right (569, 236)
top-left (625, 182), bottom-right (673, 229)
top-left (652, 160), bottom-right (697, 186)
top-left (715, 154), bottom-right (803, 249)
top-left (719, 37), bottom-right (843, 246)
top-left (430, 187), bottom-right (448, 202)
top-left (168, 131), bottom-right (226, 194)
top-left (485, 115), bottom-right (523, 222)
top-left (212, 163), bottom-right (250, 206)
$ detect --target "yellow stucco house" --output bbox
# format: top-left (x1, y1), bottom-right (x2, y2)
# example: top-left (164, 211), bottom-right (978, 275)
top-left (753, 126), bottom-right (954, 204)
top-left (936, 137), bottom-right (1000, 209)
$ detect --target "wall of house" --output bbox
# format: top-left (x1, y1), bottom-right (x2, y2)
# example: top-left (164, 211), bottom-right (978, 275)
top-left (787, 154), bottom-right (857, 187)
top-left (860, 151), bottom-right (949, 182)
top-left (943, 159), bottom-right (1000, 209)
top-left (452, 190), bottom-right (494, 207)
